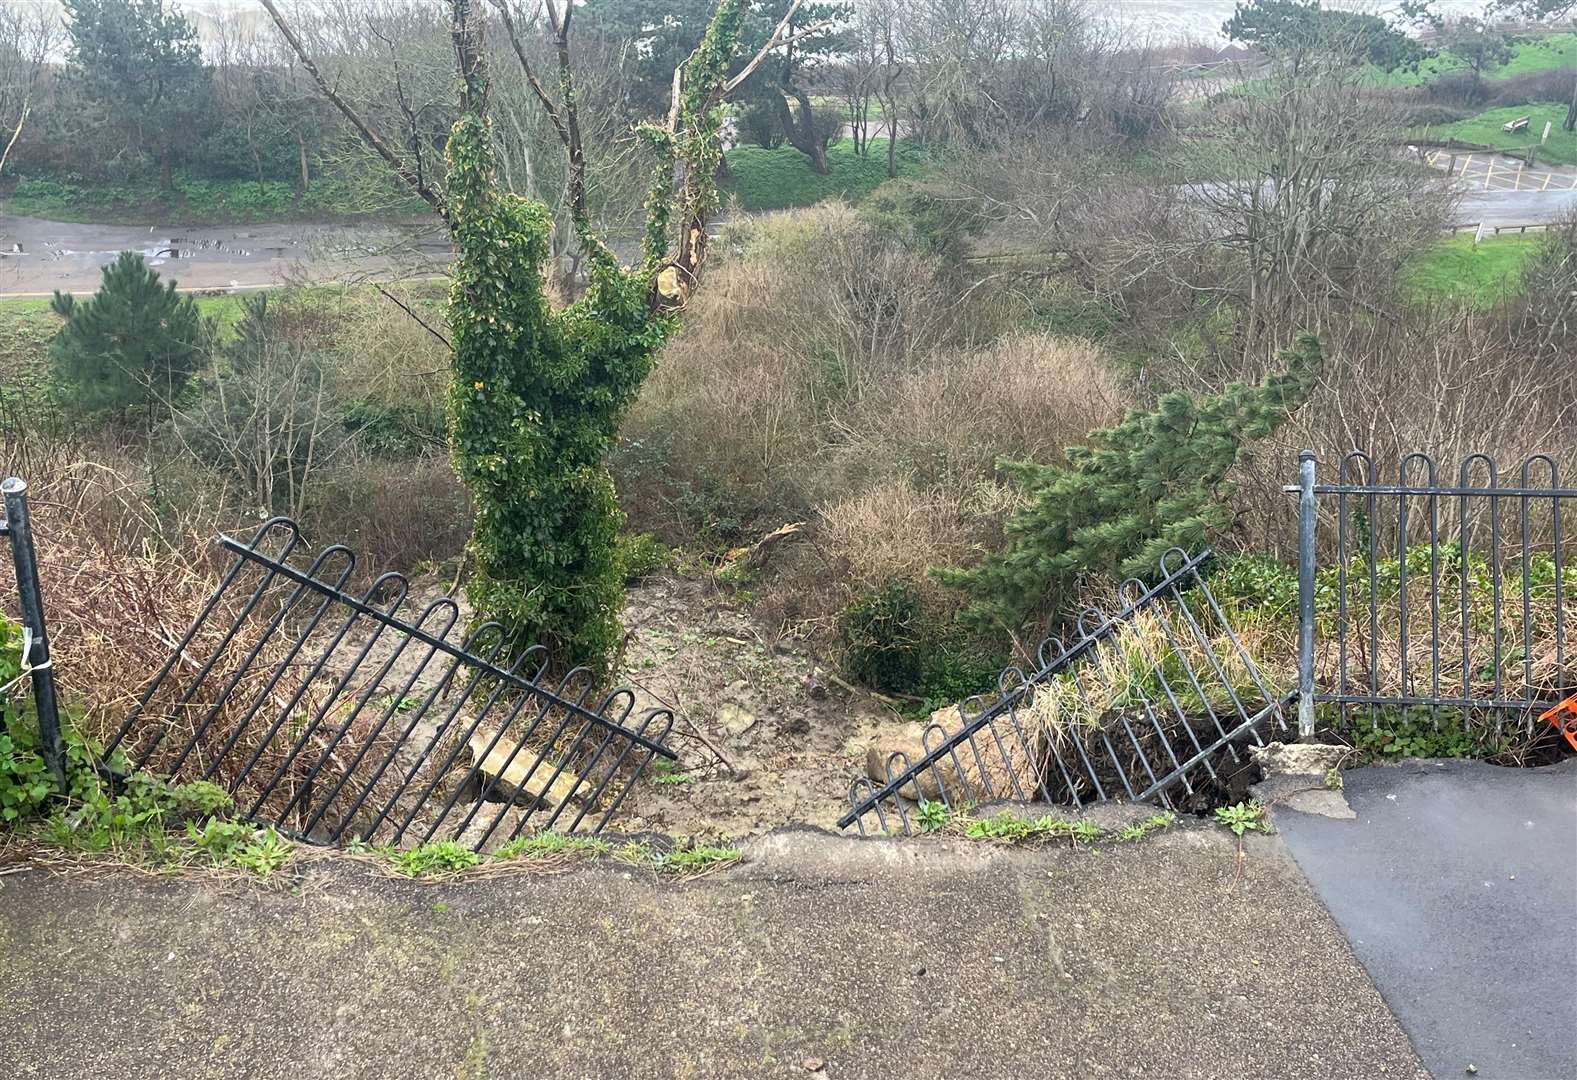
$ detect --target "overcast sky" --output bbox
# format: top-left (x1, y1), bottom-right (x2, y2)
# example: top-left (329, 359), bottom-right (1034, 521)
top-left (10, 1), bottom-right (1503, 47)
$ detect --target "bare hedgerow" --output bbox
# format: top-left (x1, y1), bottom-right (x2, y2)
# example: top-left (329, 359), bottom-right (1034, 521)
top-left (1226, 302), bottom-right (1577, 559)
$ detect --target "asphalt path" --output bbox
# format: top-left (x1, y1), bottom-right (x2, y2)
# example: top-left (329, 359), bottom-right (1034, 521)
top-left (1274, 758), bottom-right (1577, 1080)
top-left (0, 213), bottom-right (451, 297)
top-left (1, 166), bottom-right (1571, 299)
top-left (1458, 187), bottom-right (1577, 229)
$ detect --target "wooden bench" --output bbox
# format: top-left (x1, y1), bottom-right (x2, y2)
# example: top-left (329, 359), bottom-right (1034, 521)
top-left (1503, 116), bottom-right (1530, 134)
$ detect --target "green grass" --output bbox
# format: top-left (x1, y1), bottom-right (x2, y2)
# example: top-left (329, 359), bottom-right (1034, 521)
top-left (723, 137), bottom-right (931, 212)
top-left (1418, 103), bottom-right (1577, 165)
top-left (0, 292), bottom-right (252, 395)
top-left (1369, 31), bottom-right (1577, 88)
top-left (2, 170), bottom-right (430, 225)
top-left (1406, 233), bottom-right (1541, 307)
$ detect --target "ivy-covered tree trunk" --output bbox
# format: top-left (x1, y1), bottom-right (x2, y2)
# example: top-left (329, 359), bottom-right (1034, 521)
top-left (444, 30), bottom-right (665, 669)
top-left (264, 0), bottom-right (784, 671)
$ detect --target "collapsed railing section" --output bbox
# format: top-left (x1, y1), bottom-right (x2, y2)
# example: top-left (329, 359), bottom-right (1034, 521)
top-left (840, 549), bottom-right (1291, 836)
top-left (103, 517), bottom-right (676, 851)
top-left (1292, 452), bottom-right (1574, 737)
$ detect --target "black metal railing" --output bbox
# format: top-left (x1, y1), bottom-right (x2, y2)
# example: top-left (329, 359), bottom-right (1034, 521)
top-left (1292, 451), bottom-right (1574, 736)
top-left (1, 477), bottom-right (65, 792)
top-left (102, 517), bottom-right (676, 851)
top-left (840, 549), bottom-right (1291, 836)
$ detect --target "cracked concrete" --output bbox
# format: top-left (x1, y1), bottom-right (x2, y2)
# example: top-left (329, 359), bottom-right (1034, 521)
top-left (0, 826), bottom-right (1427, 1079)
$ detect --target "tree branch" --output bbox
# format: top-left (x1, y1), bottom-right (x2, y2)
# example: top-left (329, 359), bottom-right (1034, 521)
top-left (543, 0), bottom-right (590, 232)
top-left (488, 0), bottom-right (571, 151)
top-left (0, 98), bottom-right (30, 180)
top-left (721, 0), bottom-right (815, 98)
top-left (375, 284), bottom-right (452, 351)
top-left (257, 0), bottom-right (449, 223)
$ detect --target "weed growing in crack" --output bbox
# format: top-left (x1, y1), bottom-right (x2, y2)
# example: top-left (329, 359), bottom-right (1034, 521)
top-left (658, 844), bottom-right (743, 872)
top-left (1070, 819), bottom-right (1104, 844)
top-left (964, 810), bottom-right (1087, 843)
top-left (1116, 813), bottom-right (1176, 841)
top-left (494, 833), bottom-right (611, 860)
top-left (389, 840), bottom-right (483, 877)
top-left (1214, 801), bottom-right (1272, 837)
top-left (233, 827), bottom-right (293, 878)
top-left (916, 799), bottom-right (950, 833)
top-left (650, 758), bottom-right (697, 786)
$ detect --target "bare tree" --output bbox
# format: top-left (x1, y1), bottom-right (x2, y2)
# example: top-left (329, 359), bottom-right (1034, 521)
top-left (871, 0), bottom-right (905, 176)
top-left (259, 0), bottom-right (811, 300)
top-left (171, 295), bottom-right (353, 520)
top-left (0, 4), bottom-right (57, 180)
top-left (1175, 23), bottom-right (1454, 353)
top-left (208, 9), bottom-right (328, 192)
top-left (829, 14), bottom-right (881, 156)
top-left (897, 0), bottom-right (1018, 145)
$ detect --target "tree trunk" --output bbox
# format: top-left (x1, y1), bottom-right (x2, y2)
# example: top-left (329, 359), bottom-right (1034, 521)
top-left (1565, 75), bottom-right (1576, 133)
top-left (160, 149), bottom-right (173, 191)
top-left (772, 90), bottom-right (830, 175)
top-left (882, 96), bottom-right (899, 177)
top-left (296, 131), bottom-right (310, 189)
top-left (249, 127), bottom-right (264, 188)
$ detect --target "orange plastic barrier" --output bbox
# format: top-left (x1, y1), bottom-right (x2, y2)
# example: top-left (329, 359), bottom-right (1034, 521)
top-left (1539, 695), bottom-right (1577, 753)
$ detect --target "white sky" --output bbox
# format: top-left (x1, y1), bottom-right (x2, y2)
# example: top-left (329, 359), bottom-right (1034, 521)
top-left (5, 1), bottom-right (1504, 47)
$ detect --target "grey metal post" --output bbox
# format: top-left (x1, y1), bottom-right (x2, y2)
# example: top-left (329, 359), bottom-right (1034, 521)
top-left (1296, 452), bottom-right (1317, 740)
top-left (2, 478), bottom-right (66, 791)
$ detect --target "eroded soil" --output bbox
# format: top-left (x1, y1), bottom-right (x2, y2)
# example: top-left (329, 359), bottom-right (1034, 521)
top-left (611, 573), bottom-right (910, 839)
top-left (311, 568), bottom-right (913, 842)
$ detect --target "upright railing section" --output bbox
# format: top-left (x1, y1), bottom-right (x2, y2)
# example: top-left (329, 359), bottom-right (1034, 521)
top-left (102, 517), bottom-right (677, 850)
top-left (1, 477), bottom-right (65, 792)
top-left (1293, 451), bottom-right (1574, 736)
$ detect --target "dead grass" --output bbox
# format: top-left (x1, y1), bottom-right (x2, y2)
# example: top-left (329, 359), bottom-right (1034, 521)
top-left (621, 206), bottom-right (1129, 646)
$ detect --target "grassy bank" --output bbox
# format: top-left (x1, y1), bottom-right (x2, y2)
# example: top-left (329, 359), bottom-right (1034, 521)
top-left (1405, 233), bottom-right (1541, 307)
top-left (0, 293), bottom-right (250, 375)
top-left (1418, 103), bottom-right (1577, 166)
top-left (2, 173), bottom-right (431, 225)
top-left (723, 138), bottom-right (931, 211)
top-left (1371, 31), bottom-right (1577, 88)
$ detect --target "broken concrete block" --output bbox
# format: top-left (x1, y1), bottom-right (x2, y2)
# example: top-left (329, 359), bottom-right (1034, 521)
top-left (468, 730), bottom-right (584, 809)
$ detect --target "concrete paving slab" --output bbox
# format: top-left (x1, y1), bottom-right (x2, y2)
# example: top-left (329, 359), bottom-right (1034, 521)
top-left (1273, 758), bottom-right (1577, 1080)
top-left (0, 826), bottom-right (1427, 1080)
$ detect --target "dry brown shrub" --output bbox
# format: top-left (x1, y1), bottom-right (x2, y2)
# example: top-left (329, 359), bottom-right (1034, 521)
top-left (3, 448), bottom-right (256, 735)
top-left (321, 283), bottom-right (450, 436)
top-left (820, 331), bottom-right (1125, 495)
top-left (621, 206), bottom-right (1128, 559)
top-left (817, 480), bottom-right (980, 602)
top-left (3, 411), bottom-right (474, 830)
top-left (619, 205), bottom-right (987, 539)
top-left (299, 452), bottom-right (471, 577)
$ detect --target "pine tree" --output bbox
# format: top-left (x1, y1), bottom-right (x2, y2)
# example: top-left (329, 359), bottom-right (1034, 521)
top-left (49, 251), bottom-right (210, 415)
top-left (60, 0), bottom-right (210, 189)
top-left (937, 335), bottom-right (1323, 633)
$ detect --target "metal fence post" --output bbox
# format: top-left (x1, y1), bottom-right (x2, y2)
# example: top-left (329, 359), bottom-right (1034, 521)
top-left (2, 478), bottom-right (66, 792)
top-left (1296, 452), bottom-right (1317, 740)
